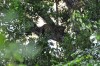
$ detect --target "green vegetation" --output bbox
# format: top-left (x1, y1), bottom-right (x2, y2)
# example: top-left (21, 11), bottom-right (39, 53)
top-left (0, 0), bottom-right (100, 66)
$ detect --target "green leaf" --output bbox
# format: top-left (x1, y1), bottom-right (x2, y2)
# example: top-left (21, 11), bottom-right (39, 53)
top-left (4, 9), bottom-right (17, 22)
top-left (96, 33), bottom-right (100, 41)
top-left (0, 33), bottom-right (5, 45)
top-left (7, 63), bottom-right (16, 66)
top-left (13, 52), bottom-right (24, 62)
top-left (18, 64), bottom-right (27, 66)
top-left (87, 63), bottom-right (93, 66)
top-left (35, 64), bottom-right (39, 66)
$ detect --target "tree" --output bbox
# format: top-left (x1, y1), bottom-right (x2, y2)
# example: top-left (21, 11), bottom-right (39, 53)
top-left (0, 0), bottom-right (100, 66)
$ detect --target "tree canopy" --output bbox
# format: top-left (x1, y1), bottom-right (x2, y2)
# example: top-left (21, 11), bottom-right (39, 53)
top-left (0, 0), bottom-right (100, 66)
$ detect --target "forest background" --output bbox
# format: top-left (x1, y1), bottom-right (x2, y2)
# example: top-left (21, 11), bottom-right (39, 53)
top-left (0, 0), bottom-right (100, 66)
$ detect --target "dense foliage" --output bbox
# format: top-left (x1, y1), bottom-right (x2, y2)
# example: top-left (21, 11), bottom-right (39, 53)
top-left (0, 0), bottom-right (100, 66)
